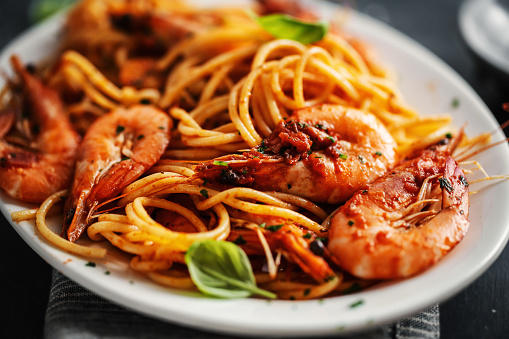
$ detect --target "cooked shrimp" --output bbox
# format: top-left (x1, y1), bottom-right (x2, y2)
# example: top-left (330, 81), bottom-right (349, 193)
top-left (0, 56), bottom-right (80, 203)
top-left (63, 105), bottom-right (172, 242)
top-left (229, 221), bottom-right (336, 283)
top-left (195, 104), bottom-right (398, 204)
top-left (328, 134), bottom-right (469, 279)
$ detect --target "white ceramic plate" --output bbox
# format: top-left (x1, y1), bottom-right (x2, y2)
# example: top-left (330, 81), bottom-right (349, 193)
top-left (2, 1), bottom-right (509, 337)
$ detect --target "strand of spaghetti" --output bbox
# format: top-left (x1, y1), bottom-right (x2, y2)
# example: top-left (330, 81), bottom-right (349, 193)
top-left (256, 227), bottom-right (277, 279)
top-left (181, 133), bottom-right (244, 147)
top-left (320, 35), bottom-right (370, 74)
top-left (62, 51), bottom-right (159, 103)
top-left (195, 187), bottom-right (296, 211)
top-left (62, 65), bottom-right (117, 110)
top-left (11, 208), bottom-right (38, 222)
top-left (306, 58), bottom-right (360, 101)
top-left (190, 95), bottom-right (229, 123)
top-left (263, 192), bottom-right (328, 220)
top-left (263, 274), bottom-right (341, 300)
top-left (163, 148), bottom-right (228, 160)
top-left (159, 44), bottom-right (258, 108)
top-left (260, 72), bottom-right (285, 127)
top-left (228, 80), bottom-right (260, 147)
top-left (118, 175), bottom-right (190, 206)
top-left (199, 64), bottom-right (234, 104)
top-left (35, 190), bottom-right (106, 258)
top-left (87, 221), bottom-right (138, 241)
top-left (147, 271), bottom-right (196, 289)
top-left (251, 39), bottom-right (306, 69)
top-left (294, 47), bottom-right (322, 107)
top-left (222, 197), bottom-right (324, 234)
top-left (156, 27), bottom-right (265, 70)
top-left (125, 197), bottom-right (230, 251)
top-left (99, 230), bottom-right (154, 256)
top-left (147, 163), bottom-right (195, 177)
top-left (251, 84), bottom-right (273, 137)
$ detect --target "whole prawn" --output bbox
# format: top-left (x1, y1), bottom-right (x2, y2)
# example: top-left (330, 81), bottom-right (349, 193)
top-left (195, 104), bottom-right (398, 204)
top-left (0, 56), bottom-right (80, 203)
top-left (63, 105), bottom-right (172, 242)
top-left (328, 133), bottom-right (469, 279)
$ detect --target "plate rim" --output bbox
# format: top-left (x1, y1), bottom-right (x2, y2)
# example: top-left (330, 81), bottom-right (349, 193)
top-left (2, 1), bottom-right (509, 337)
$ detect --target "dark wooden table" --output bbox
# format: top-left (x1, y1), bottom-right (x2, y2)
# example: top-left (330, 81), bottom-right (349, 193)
top-left (1, 0), bottom-right (509, 338)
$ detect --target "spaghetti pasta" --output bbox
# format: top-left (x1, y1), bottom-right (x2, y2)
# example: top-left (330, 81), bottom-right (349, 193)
top-left (2, 0), bottom-right (470, 300)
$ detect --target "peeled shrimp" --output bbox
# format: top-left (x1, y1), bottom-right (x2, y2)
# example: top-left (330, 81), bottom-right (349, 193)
top-left (328, 134), bottom-right (469, 279)
top-left (0, 56), bottom-right (80, 203)
top-left (195, 104), bottom-right (398, 204)
top-left (63, 105), bottom-right (172, 242)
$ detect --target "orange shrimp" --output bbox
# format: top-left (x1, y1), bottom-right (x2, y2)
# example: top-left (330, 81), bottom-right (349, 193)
top-left (195, 104), bottom-right (398, 204)
top-left (328, 133), bottom-right (469, 279)
top-left (229, 221), bottom-right (336, 283)
top-left (63, 105), bottom-right (172, 242)
top-left (0, 56), bottom-right (80, 203)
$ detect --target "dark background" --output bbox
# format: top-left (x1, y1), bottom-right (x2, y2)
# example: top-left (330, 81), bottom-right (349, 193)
top-left (1, 0), bottom-right (509, 338)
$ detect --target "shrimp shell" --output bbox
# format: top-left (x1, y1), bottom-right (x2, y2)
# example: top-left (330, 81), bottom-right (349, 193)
top-left (64, 105), bottom-right (172, 242)
top-left (328, 136), bottom-right (470, 279)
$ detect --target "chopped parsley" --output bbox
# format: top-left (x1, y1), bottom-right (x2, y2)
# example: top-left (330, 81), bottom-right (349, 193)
top-left (375, 151), bottom-right (383, 156)
top-left (452, 98), bottom-right (460, 108)
top-left (287, 183), bottom-right (292, 189)
top-left (213, 160), bottom-right (229, 166)
top-left (139, 98), bottom-right (151, 105)
top-left (85, 262), bottom-right (96, 267)
top-left (116, 125), bottom-right (125, 135)
top-left (326, 136), bottom-right (336, 143)
top-left (348, 220), bottom-right (354, 226)
top-left (338, 153), bottom-right (348, 160)
top-left (233, 235), bottom-right (247, 245)
top-left (265, 224), bottom-right (284, 232)
top-left (200, 189), bottom-right (209, 198)
top-left (302, 233), bottom-right (312, 239)
top-left (445, 132), bottom-right (453, 139)
top-left (350, 299), bottom-right (364, 308)
top-left (137, 134), bottom-right (145, 140)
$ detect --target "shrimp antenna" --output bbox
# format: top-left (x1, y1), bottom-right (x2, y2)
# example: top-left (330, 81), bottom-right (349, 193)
top-left (455, 119), bottom-right (509, 162)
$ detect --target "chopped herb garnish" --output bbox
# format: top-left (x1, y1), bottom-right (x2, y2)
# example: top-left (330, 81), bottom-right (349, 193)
top-left (445, 132), bottom-right (453, 139)
top-left (348, 220), bottom-right (354, 226)
top-left (342, 282), bottom-right (362, 295)
top-left (202, 179), bottom-right (208, 187)
top-left (158, 126), bottom-right (165, 130)
top-left (104, 271), bottom-right (111, 275)
top-left (307, 150), bottom-right (313, 155)
top-left (302, 233), bottom-right (312, 239)
top-left (304, 288), bottom-right (311, 296)
top-left (139, 98), bottom-right (151, 105)
top-left (265, 224), bottom-right (284, 232)
top-left (326, 136), bottom-right (335, 143)
top-left (350, 299), bottom-right (364, 308)
top-left (121, 156), bottom-right (130, 161)
top-left (297, 122), bottom-right (308, 128)
top-left (242, 169), bottom-right (248, 174)
top-left (287, 183), bottom-right (292, 189)
top-left (452, 98), bottom-right (460, 108)
top-left (257, 145), bottom-right (268, 153)
top-left (338, 153), bottom-right (348, 160)
top-left (213, 160), bottom-right (229, 166)
top-left (137, 134), bottom-right (145, 140)
top-left (259, 223), bottom-right (266, 228)
top-left (314, 123), bottom-right (325, 130)
top-left (315, 156), bottom-right (322, 158)
top-left (362, 190), bottom-right (368, 194)
top-left (439, 177), bottom-right (453, 193)
top-left (116, 125), bottom-right (125, 135)
top-left (85, 262), bottom-right (96, 267)
top-left (375, 151), bottom-right (383, 156)
top-left (233, 235), bottom-right (247, 245)
top-left (358, 155), bottom-right (365, 164)
top-left (200, 189), bottom-right (209, 198)
top-left (460, 175), bottom-right (469, 187)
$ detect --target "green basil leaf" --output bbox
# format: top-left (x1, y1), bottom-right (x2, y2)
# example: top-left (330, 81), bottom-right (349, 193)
top-left (185, 240), bottom-right (276, 299)
top-left (30, 0), bottom-right (76, 23)
top-left (257, 14), bottom-right (329, 44)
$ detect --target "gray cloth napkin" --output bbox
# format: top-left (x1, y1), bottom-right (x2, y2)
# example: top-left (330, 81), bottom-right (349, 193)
top-left (44, 270), bottom-right (439, 339)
